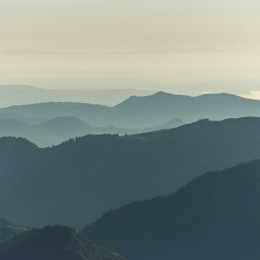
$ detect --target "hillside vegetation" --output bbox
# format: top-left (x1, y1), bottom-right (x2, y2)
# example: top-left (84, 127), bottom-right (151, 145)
top-left (0, 117), bottom-right (260, 228)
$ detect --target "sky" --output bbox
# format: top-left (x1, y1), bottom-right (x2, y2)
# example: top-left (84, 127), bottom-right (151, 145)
top-left (0, 0), bottom-right (260, 98)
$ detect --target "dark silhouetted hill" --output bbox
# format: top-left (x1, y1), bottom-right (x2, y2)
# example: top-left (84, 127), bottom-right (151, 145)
top-left (0, 226), bottom-right (125, 260)
top-left (83, 160), bottom-right (260, 260)
top-left (1, 118), bottom-right (260, 228)
top-left (0, 218), bottom-right (29, 245)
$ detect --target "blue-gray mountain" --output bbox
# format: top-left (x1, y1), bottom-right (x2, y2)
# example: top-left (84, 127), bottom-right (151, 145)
top-left (0, 116), bottom-right (184, 147)
top-left (1, 91), bottom-right (260, 129)
top-left (1, 91), bottom-right (260, 147)
top-left (0, 85), bottom-right (153, 107)
top-left (83, 160), bottom-right (260, 260)
top-left (0, 117), bottom-right (260, 228)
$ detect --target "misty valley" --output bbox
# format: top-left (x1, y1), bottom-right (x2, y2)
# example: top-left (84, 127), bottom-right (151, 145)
top-left (0, 89), bottom-right (259, 259)
top-left (2, 0), bottom-right (260, 258)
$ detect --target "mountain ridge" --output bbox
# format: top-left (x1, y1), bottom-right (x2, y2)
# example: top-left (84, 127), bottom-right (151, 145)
top-left (1, 91), bottom-right (260, 129)
top-left (0, 115), bottom-right (184, 147)
top-left (83, 159), bottom-right (260, 260)
top-left (0, 85), bottom-right (153, 107)
top-left (0, 225), bottom-right (126, 260)
top-left (0, 218), bottom-right (29, 245)
top-left (1, 117), bottom-right (260, 228)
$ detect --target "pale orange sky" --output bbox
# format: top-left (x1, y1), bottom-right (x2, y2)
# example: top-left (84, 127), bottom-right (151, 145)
top-left (0, 0), bottom-right (260, 97)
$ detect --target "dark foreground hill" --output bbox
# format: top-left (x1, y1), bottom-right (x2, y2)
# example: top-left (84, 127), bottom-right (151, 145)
top-left (83, 160), bottom-right (260, 260)
top-left (1, 117), bottom-right (260, 228)
top-left (0, 218), bottom-right (29, 245)
top-left (0, 226), bottom-right (125, 260)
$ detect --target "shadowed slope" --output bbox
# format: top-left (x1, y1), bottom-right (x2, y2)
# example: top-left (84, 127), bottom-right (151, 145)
top-left (0, 218), bottom-right (29, 245)
top-left (83, 160), bottom-right (260, 260)
top-left (0, 226), bottom-right (125, 260)
top-left (0, 118), bottom-right (260, 228)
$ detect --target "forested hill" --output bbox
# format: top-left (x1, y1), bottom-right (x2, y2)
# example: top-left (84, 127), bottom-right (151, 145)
top-left (0, 218), bottom-right (29, 245)
top-left (0, 226), bottom-right (125, 260)
top-left (83, 160), bottom-right (260, 260)
top-left (0, 117), bottom-right (260, 228)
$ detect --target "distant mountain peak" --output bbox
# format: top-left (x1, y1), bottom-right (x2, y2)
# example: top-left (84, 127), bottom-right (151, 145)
top-left (121, 91), bottom-right (173, 101)
top-left (152, 91), bottom-right (171, 96)
top-left (149, 91), bottom-right (191, 99)
top-left (115, 91), bottom-right (190, 108)
top-left (197, 92), bottom-right (243, 99)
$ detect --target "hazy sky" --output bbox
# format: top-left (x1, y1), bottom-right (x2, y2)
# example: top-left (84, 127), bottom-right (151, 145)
top-left (0, 0), bottom-right (260, 97)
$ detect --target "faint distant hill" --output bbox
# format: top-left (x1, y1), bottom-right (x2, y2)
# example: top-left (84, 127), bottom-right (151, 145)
top-left (1, 91), bottom-right (260, 129)
top-left (141, 117), bottom-right (184, 132)
top-left (0, 116), bottom-right (184, 147)
top-left (0, 101), bottom-right (111, 126)
top-left (0, 117), bottom-right (133, 147)
top-left (83, 160), bottom-right (260, 260)
top-left (0, 226), bottom-right (125, 260)
top-left (0, 85), bottom-right (153, 107)
top-left (1, 117), bottom-right (260, 228)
